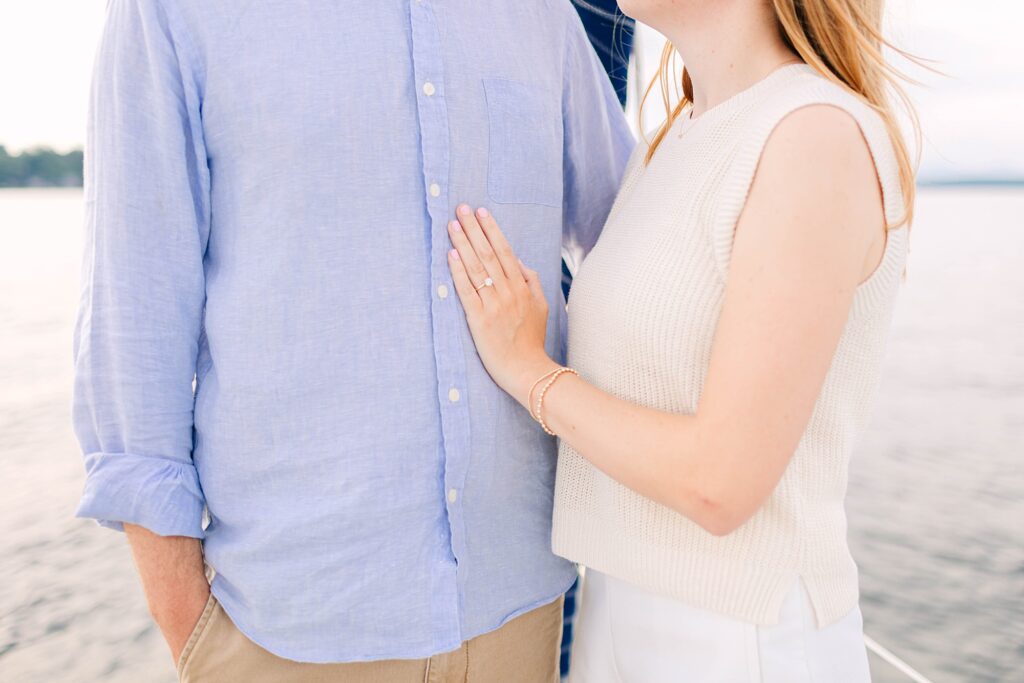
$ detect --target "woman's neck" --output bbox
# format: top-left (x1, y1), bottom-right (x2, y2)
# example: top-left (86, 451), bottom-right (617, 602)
top-left (655, 1), bottom-right (800, 117)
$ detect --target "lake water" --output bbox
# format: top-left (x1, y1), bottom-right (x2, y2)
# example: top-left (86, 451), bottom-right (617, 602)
top-left (0, 187), bottom-right (1021, 682)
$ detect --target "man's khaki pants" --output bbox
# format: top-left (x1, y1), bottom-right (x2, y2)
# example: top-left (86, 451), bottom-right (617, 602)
top-left (177, 594), bottom-right (564, 683)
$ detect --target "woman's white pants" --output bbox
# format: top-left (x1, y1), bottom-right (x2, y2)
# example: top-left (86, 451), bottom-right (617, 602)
top-left (568, 569), bottom-right (872, 682)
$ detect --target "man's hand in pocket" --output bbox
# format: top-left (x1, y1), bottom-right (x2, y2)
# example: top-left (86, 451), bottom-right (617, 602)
top-left (123, 524), bottom-right (211, 662)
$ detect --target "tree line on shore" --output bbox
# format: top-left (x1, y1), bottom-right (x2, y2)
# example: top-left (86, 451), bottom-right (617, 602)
top-left (0, 146), bottom-right (84, 187)
top-left (2, 143), bottom-right (1021, 190)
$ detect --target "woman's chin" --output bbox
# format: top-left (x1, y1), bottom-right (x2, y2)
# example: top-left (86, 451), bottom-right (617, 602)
top-left (614, 0), bottom-right (672, 27)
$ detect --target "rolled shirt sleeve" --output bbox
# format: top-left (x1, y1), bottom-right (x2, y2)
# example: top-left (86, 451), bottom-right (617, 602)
top-left (73, 0), bottom-right (210, 538)
top-left (560, 8), bottom-right (636, 275)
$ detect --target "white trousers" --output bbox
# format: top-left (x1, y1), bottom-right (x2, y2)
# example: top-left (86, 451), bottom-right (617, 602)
top-left (568, 570), bottom-right (872, 683)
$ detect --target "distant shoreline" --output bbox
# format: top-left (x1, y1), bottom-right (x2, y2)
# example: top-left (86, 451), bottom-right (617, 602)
top-left (6, 182), bottom-right (1024, 192)
top-left (918, 179), bottom-right (1024, 189)
top-left (1, 144), bottom-right (1023, 190)
top-left (0, 146), bottom-right (83, 188)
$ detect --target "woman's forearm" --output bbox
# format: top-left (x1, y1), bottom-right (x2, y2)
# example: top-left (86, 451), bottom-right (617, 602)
top-left (534, 372), bottom-right (745, 535)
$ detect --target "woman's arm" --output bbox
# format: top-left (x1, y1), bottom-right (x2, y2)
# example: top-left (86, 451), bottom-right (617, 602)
top-left (448, 105), bottom-right (886, 536)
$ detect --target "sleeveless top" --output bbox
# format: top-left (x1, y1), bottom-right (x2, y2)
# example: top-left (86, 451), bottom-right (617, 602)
top-left (551, 64), bottom-right (908, 627)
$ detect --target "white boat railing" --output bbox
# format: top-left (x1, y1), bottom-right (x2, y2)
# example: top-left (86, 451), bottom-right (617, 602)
top-left (865, 634), bottom-right (936, 683)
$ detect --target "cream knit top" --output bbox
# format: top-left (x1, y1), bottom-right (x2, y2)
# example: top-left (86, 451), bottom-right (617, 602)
top-left (552, 65), bottom-right (907, 628)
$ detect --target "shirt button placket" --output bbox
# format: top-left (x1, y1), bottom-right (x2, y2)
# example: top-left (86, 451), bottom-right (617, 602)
top-left (412, 0), bottom-right (464, 646)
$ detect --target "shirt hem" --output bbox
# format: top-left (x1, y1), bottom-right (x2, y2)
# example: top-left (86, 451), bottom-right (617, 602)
top-left (553, 526), bottom-right (858, 628)
top-left (208, 573), bottom-right (576, 664)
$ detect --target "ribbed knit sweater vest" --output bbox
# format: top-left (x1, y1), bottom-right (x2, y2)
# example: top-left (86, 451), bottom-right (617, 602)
top-left (552, 65), bottom-right (907, 627)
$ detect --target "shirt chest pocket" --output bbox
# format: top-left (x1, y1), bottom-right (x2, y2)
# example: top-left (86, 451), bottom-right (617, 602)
top-left (482, 79), bottom-right (564, 208)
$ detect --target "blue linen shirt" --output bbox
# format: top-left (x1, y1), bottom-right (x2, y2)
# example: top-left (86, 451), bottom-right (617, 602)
top-left (73, 0), bottom-right (633, 664)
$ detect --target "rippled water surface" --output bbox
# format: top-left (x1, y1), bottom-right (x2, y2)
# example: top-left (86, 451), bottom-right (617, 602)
top-left (1, 187), bottom-right (1021, 682)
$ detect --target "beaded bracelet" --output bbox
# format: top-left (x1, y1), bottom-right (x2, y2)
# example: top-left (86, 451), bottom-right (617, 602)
top-left (535, 367), bottom-right (578, 436)
top-left (527, 367), bottom-right (562, 421)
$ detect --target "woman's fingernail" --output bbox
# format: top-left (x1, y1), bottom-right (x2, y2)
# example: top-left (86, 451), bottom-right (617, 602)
top-left (476, 207), bottom-right (490, 218)
top-left (449, 220), bottom-right (462, 232)
top-left (458, 204), bottom-right (472, 216)
top-left (450, 249), bottom-right (460, 261)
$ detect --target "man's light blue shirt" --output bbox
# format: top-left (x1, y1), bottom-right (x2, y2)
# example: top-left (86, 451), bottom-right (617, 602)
top-left (73, 0), bottom-right (633, 663)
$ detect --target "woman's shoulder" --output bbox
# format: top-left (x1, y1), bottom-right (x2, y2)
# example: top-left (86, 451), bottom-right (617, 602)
top-left (757, 105), bottom-right (882, 224)
top-left (753, 67), bottom-right (871, 125)
top-left (745, 67), bottom-right (905, 220)
top-left (765, 100), bottom-right (875, 176)
top-left (708, 66), bottom-right (903, 280)
top-left (762, 67), bottom-right (894, 153)
top-left (723, 67), bottom-right (889, 192)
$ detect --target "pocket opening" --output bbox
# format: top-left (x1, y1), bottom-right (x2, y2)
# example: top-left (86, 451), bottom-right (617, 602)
top-left (176, 592), bottom-right (219, 677)
top-left (482, 78), bottom-right (563, 208)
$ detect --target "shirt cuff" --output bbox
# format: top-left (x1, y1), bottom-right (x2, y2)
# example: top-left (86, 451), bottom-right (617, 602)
top-left (75, 451), bottom-right (206, 538)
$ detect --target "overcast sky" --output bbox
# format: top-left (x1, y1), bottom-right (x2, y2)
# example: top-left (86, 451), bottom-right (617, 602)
top-left (0, 0), bottom-right (1020, 180)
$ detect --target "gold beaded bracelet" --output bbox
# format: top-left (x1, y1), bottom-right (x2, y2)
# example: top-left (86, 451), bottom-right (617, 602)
top-left (527, 367), bottom-right (562, 421)
top-left (535, 367), bottom-right (578, 436)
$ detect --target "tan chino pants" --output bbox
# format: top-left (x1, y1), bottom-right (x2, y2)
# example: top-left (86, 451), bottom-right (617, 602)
top-left (177, 594), bottom-right (564, 683)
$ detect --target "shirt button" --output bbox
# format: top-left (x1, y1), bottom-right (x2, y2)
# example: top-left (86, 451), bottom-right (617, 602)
top-left (437, 284), bottom-right (449, 299)
top-left (423, 82), bottom-right (436, 97)
top-left (429, 183), bottom-right (441, 197)
top-left (448, 387), bottom-right (461, 403)
top-left (448, 488), bottom-right (458, 503)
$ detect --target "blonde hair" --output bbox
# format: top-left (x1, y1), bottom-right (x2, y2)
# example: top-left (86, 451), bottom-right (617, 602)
top-left (640, 0), bottom-right (921, 227)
